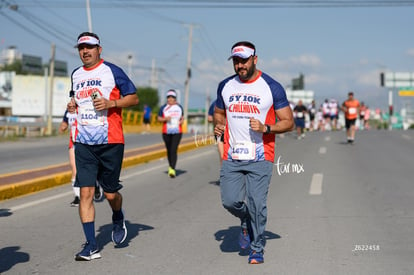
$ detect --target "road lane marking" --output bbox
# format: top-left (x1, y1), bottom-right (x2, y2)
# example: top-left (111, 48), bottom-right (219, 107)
top-left (319, 146), bottom-right (327, 154)
top-left (309, 173), bottom-right (323, 195)
top-left (402, 134), bottom-right (412, 141)
top-left (10, 191), bottom-right (73, 212)
top-left (123, 149), bottom-right (215, 179)
top-left (325, 136), bottom-right (331, 142)
top-left (6, 149), bottom-right (216, 212)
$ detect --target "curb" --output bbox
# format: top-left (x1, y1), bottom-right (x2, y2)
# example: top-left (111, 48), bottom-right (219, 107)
top-left (0, 138), bottom-right (211, 201)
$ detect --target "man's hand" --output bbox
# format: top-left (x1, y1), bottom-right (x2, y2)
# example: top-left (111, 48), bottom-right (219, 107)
top-left (214, 124), bottom-right (225, 137)
top-left (92, 98), bottom-right (112, 111)
top-left (67, 99), bottom-right (77, 114)
top-left (249, 117), bottom-right (265, 133)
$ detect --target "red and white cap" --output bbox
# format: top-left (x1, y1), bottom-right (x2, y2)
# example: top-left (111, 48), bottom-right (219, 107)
top-left (75, 36), bottom-right (100, 48)
top-left (228, 45), bottom-right (255, 60)
top-left (166, 89), bottom-right (177, 98)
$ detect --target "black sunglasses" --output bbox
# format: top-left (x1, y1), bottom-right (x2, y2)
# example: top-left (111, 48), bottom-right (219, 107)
top-left (77, 44), bottom-right (98, 50)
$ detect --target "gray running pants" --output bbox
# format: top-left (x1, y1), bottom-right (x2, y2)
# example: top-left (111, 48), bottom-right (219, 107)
top-left (220, 160), bottom-right (273, 252)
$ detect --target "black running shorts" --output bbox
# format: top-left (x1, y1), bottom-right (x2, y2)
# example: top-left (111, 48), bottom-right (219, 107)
top-left (75, 143), bottom-right (124, 193)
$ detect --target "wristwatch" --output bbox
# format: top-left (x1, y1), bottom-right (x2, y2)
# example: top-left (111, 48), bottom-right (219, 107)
top-left (265, 124), bottom-right (271, 134)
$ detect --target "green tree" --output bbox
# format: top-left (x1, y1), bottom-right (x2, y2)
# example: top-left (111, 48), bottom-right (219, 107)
top-left (0, 60), bottom-right (49, 76)
top-left (127, 86), bottom-right (159, 112)
top-left (0, 60), bottom-right (23, 74)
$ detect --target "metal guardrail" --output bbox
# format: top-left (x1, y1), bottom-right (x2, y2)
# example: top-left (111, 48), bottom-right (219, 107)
top-left (0, 124), bottom-right (48, 137)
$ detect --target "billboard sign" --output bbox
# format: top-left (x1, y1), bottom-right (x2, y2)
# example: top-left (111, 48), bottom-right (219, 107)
top-left (0, 71), bottom-right (15, 107)
top-left (11, 75), bottom-right (70, 116)
top-left (398, 88), bottom-right (414, 96)
top-left (286, 89), bottom-right (314, 105)
top-left (382, 72), bottom-right (414, 88)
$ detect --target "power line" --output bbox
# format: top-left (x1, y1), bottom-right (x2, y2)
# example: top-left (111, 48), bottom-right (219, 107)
top-left (13, 9), bottom-right (74, 47)
top-left (0, 0), bottom-right (78, 57)
top-left (11, 0), bottom-right (414, 8)
top-left (32, 0), bottom-right (84, 32)
top-left (0, 10), bottom-right (52, 45)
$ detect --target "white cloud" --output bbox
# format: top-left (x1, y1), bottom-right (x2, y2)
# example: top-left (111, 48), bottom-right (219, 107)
top-left (406, 48), bottom-right (414, 57)
top-left (305, 73), bottom-right (333, 85)
top-left (265, 53), bottom-right (322, 70)
top-left (290, 54), bottom-right (321, 67)
top-left (357, 69), bottom-right (380, 86)
top-left (267, 57), bottom-right (285, 68)
top-left (359, 58), bottom-right (369, 65)
top-left (270, 72), bottom-right (291, 86)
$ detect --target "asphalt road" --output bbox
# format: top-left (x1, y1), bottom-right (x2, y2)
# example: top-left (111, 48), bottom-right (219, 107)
top-left (0, 130), bottom-right (413, 274)
top-left (0, 133), bottom-right (176, 175)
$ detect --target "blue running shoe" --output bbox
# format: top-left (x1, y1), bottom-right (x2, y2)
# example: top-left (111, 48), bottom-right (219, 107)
top-left (75, 242), bottom-right (101, 261)
top-left (248, 250), bottom-right (264, 264)
top-left (239, 227), bottom-right (251, 249)
top-left (112, 218), bottom-right (127, 245)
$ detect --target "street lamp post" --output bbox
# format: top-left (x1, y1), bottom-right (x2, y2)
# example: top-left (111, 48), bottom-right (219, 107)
top-left (46, 44), bottom-right (55, 136)
top-left (86, 0), bottom-right (93, 32)
top-left (183, 24), bottom-right (193, 133)
top-left (127, 54), bottom-right (133, 80)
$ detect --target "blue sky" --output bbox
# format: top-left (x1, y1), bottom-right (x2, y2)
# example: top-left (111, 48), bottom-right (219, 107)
top-left (1, 0), bottom-right (414, 112)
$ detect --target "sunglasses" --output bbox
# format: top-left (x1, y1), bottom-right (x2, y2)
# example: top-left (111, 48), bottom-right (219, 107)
top-left (77, 44), bottom-right (98, 50)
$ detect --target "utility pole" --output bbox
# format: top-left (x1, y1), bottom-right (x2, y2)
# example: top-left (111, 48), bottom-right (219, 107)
top-left (151, 58), bottom-right (157, 89)
top-left (388, 89), bottom-right (393, 130)
top-left (183, 24), bottom-right (194, 133)
top-left (46, 43), bottom-right (55, 136)
top-left (204, 89), bottom-right (211, 134)
top-left (86, 0), bottom-right (93, 32)
top-left (43, 67), bottom-right (48, 123)
top-left (127, 54), bottom-right (133, 80)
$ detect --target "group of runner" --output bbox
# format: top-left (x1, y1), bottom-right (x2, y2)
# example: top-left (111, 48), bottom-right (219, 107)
top-left (61, 33), bottom-right (365, 264)
top-left (289, 92), bottom-right (367, 142)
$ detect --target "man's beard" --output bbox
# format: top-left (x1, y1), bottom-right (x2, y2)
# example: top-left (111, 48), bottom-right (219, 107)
top-left (237, 66), bottom-right (254, 81)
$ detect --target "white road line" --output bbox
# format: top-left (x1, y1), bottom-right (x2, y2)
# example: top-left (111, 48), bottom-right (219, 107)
top-left (402, 134), bottom-right (412, 141)
top-left (10, 191), bottom-right (73, 212)
top-left (122, 163), bottom-right (167, 179)
top-left (7, 149), bottom-right (216, 212)
top-left (325, 136), bottom-right (331, 142)
top-left (309, 173), bottom-right (323, 195)
top-left (123, 149), bottom-right (215, 179)
top-left (319, 146), bottom-right (327, 154)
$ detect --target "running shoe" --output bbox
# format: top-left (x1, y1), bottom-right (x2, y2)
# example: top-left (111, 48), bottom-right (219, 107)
top-left (239, 227), bottom-right (251, 249)
top-left (112, 218), bottom-right (127, 245)
top-left (75, 242), bottom-right (101, 261)
top-left (70, 196), bottom-right (80, 207)
top-left (168, 167), bottom-right (176, 178)
top-left (94, 181), bottom-right (104, 202)
top-left (248, 250), bottom-right (264, 264)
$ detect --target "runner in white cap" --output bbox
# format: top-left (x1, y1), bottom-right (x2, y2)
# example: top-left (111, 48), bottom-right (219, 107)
top-left (214, 41), bottom-right (294, 264)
